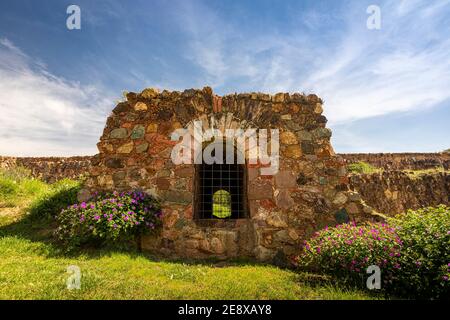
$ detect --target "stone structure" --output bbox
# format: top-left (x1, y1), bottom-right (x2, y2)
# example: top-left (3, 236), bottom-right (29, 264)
top-left (77, 87), bottom-right (376, 262)
top-left (2, 153), bottom-right (448, 182)
top-left (0, 156), bottom-right (92, 183)
top-left (342, 152), bottom-right (450, 171)
top-left (1, 87), bottom-right (448, 262)
top-left (349, 171), bottom-right (449, 215)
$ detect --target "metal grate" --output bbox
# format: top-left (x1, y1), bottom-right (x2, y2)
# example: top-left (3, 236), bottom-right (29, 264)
top-left (196, 162), bottom-right (247, 219)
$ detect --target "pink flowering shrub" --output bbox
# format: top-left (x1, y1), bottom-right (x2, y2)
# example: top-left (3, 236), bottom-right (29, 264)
top-left (296, 205), bottom-right (449, 298)
top-left (54, 191), bottom-right (162, 249)
top-left (296, 222), bottom-right (402, 286)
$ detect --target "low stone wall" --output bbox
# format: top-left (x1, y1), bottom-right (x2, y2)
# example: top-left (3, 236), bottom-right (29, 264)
top-left (1, 153), bottom-right (448, 217)
top-left (340, 152), bottom-right (450, 170)
top-left (0, 156), bottom-right (93, 183)
top-left (349, 171), bottom-right (449, 215)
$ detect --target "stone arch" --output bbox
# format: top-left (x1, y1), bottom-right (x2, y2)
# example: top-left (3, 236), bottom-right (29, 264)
top-left (81, 86), bottom-right (378, 262)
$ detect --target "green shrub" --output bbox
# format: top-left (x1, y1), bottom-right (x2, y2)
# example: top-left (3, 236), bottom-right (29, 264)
top-left (387, 205), bottom-right (450, 298)
top-left (296, 222), bottom-right (402, 288)
top-left (54, 191), bottom-right (162, 249)
top-left (347, 161), bottom-right (379, 174)
top-left (28, 179), bottom-right (80, 219)
top-left (296, 206), bottom-right (450, 299)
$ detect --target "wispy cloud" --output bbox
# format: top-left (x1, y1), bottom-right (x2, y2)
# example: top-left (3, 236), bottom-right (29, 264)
top-left (0, 38), bottom-right (112, 156)
top-left (173, 0), bottom-right (450, 125)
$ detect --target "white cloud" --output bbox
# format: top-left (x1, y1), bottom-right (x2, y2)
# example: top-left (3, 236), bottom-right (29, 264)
top-left (0, 38), bottom-right (112, 156)
top-left (173, 0), bottom-right (450, 125)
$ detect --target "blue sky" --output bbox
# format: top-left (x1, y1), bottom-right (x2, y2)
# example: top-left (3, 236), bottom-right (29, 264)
top-left (0, 0), bottom-right (449, 156)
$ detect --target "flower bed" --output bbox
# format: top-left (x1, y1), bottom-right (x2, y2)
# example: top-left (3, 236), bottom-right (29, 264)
top-left (296, 205), bottom-right (450, 299)
top-left (55, 191), bottom-right (161, 249)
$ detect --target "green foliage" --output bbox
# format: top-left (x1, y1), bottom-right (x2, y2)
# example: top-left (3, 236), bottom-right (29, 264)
top-left (347, 161), bottom-right (379, 174)
top-left (0, 167), bottom-right (48, 207)
top-left (296, 222), bottom-right (402, 287)
top-left (296, 206), bottom-right (450, 299)
top-left (28, 179), bottom-right (80, 219)
top-left (54, 191), bottom-right (162, 249)
top-left (212, 189), bottom-right (231, 218)
top-left (387, 205), bottom-right (450, 298)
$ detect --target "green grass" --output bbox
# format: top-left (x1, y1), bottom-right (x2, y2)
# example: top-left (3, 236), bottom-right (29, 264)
top-left (0, 167), bottom-right (384, 300)
top-left (403, 167), bottom-right (448, 179)
top-left (347, 161), bottom-right (381, 174)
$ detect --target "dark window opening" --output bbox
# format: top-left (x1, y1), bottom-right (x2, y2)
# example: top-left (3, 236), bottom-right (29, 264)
top-left (195, 143), bottom-right (247, 219)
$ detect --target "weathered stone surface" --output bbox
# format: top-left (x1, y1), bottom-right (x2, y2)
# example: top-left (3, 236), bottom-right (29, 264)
top-left (105, 158), bottom-right (124, 169)
top-left (296, 130), bottom-right (312, 141)
top-left (175, 167), bottom-right (193, 177)
top-left (273, 230), bottom-right (295, 245)
top-left (117, 142), bottom-right (134, 154)
top-left (135, 142), bottom-right (149, 153)
top-left (162, 190), bottom-right (192, 203)
top-left (113, 102), bottom-right (131, 114)
top-left (349, 170), bottom-right (449, 214)
top-left (131, 125), bottom-right (145, 139)
top-left (97, 174), bottom-right (113, 188)
top-left (210, 237), bottom-right (225, 254)
top-left (141, 87), bottom-right (159, 99)
top-left (280, 131), bottom-right (298, 145)
top-left (112, 171), bottom-right (126, 184)
top-left (266, 213), bottom-right (288, 228)
top-left (312, 127), bottom-right (332, 140)
top-left (333, 192), bottom-right (348, 206)
top-left (314, 103), bottom-right (323, 114)
top-left (345, 202), bottom-right (360, 215)
top-left (134, 102), bottom-right (148, 111)
top-left (254, 246), bottom-right (275, 261)
top-left (248, 182), bottom-right (273, 200)
top-left (156, 177), bottom-right (170, 190)
top-left (147, 123), bottom-right (158, 133)
top-left (284, 145), bottom-right (302, 158)
top-left (301, 141), bottom-right (314, 155)
top-left (274, 171), bottom-right (297, 188)
top-left (275, 189), bottom-right (295, 210)
top-left (110, 128), bottom-right (128, 139)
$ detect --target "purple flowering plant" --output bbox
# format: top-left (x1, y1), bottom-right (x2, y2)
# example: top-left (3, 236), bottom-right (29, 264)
top-left (296, 221), bottom-right (402, 286)
top-left (295, 205), bottom-right (449, 298)
top-left (55, 190), bottom-right (162, 248)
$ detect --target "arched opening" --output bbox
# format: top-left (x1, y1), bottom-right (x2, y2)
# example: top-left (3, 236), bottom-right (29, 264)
top-left (194, 140), bottom-right (247, 219)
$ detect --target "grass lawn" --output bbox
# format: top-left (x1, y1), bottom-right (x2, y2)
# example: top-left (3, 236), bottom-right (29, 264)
top-left (0, 168), bottom-right (383, 300)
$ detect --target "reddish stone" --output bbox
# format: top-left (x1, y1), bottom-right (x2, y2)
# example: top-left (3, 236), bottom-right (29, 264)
top-left (184, 205), bottom-right (193, 219)
top-left (156, 177), bottom-right (170, 190)
top-left (121, 122), bottom-right (133, 129)
top-left (275, 171), bottom-right (297, 188)
top-left (339, 176), bottom-right (349, 184)
top-left (158, 122), bottom-right (172, 135)
top-left (248, 181), bottom-right (273, 200)
top-left (175, 167), bottom-right (193, 177)
top-left (260, 199), bottom-right (276, 210)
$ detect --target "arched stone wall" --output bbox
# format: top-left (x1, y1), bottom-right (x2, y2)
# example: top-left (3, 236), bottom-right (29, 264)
top-left (79, 86), bottom-right (376, 262)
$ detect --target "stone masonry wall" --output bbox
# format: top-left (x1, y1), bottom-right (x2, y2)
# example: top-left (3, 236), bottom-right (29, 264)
top-left (341, 152), bottom-right (450, 170)
top-left (349, 171), bottom-right (449, 215)
top-left (2, 153), bottom-right (447, 184)
top-left (78, 87), bottom-right (376, 262)
top-left (0, 156), bottom-right (93, 183)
